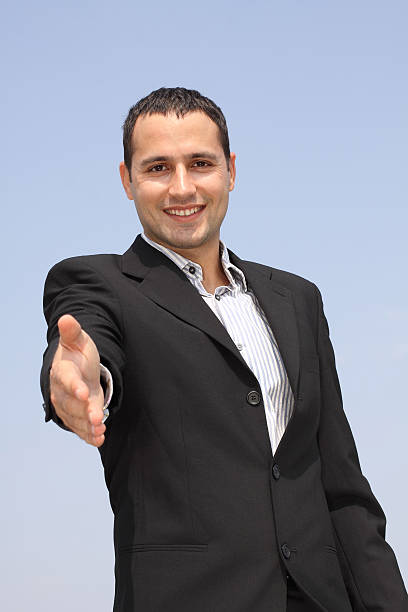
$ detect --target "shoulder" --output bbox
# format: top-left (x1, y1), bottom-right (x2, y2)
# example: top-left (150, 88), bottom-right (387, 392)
top-left (47, 252), bottom-right (122, 274)
top-left (43, 254), bottom-right (128, 312)
top-left (45, 253), bottom-right (123, 286)
top-left (239, 257), bottom-right (320, 300)
top-left (240, 259), bottom-right (323, 337)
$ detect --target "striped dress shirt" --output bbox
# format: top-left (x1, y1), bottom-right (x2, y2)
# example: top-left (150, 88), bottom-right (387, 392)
top-left (141, 233), bottom-right (294, 454)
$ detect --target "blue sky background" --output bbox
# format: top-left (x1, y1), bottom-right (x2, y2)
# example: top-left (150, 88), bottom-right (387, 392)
top-left (2, 1), bottom-right (407, 609)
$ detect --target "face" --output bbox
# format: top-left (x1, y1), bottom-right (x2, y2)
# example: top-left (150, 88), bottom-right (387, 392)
top-left (119, 111), bottom-right (236, 257)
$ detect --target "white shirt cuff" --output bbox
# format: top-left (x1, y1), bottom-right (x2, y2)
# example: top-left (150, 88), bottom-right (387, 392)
top-left (100, 363), bottom-right (113, 422)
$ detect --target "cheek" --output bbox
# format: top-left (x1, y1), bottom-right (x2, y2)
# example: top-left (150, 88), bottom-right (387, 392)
top-left (133, 182), bottom-right (164, 209)
top-left (199, 174), bottom-right (230, 198)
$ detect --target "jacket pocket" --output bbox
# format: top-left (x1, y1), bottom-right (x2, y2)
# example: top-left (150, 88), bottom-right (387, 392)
top-left (120, 543), bottom-right (208, 554)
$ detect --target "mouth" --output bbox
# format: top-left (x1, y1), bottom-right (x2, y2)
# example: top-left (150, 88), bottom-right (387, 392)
top-left (163, 205), bottom-right (205, 221)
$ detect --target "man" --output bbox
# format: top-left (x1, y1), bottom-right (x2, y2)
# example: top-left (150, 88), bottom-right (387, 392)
top-left (41, 87), bottom-right (407, 611)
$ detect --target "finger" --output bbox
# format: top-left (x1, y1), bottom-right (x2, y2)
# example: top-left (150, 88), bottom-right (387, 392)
top-left (86, 387), bottom-right (105, 427)
top-left (58, 314), bottom-right (87, 352)
top-left (61, 392), bottom-right (104, 429)
top-left (62, 411), bottom-right (105, 436)
top-left (62, 412), bottom-right (105, 447)
top-left (85, 430), bottom-right (105, 448)
top-left (51, 390), bottom-right (89, 427)
top-left (73, 380), bottom-right (90, 402)
top-left (91, 433), bottom-right (105, 448)
top-left (91, 422), bottom-right (106, 436)
top-left (68, 422), bottom-right (106, 447)
top-left (51, 390), bottom-right (88, 424)
top-left (87, 405), bottom-right (104, 427)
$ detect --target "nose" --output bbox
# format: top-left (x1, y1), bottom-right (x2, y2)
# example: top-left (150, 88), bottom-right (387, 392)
top-left (168, 164), bottom-right (196, 200)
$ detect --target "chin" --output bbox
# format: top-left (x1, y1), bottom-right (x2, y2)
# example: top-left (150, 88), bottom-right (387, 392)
top-left (168, 237), bottom-right (204, 250)
top-left (163, 228), bottom-right (210, 250)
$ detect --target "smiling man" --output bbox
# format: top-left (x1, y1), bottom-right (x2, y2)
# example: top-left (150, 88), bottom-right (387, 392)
top-left (41, 88), bottom-right (407, 612)
top-left (119, 110), bottom-right (235, 293)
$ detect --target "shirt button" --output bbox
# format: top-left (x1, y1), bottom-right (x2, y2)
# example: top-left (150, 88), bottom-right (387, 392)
top-left (215, 294), bottom-right (221, 301)
top-left (246, 390), bottom-right (261, 406)
top-left (236, 343), bottom-right (243, 351)
top-left (281, 544), bottom-right (291, 559)
top-left (272, 464), bottom-right (280, 480)
top-left (188, 266), bottom-right (196, 275)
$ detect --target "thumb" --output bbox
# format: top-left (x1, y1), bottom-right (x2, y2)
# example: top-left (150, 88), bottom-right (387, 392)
top-left (58, 314), bottom-right (85, 351)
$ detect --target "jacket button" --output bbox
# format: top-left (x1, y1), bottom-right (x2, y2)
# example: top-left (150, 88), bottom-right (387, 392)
top-left (281, 544), bottom-right (291, 559)
top-left (246, 390), bottom-right (261, 406)
top-left (272, 464), bottom-right (280, 480)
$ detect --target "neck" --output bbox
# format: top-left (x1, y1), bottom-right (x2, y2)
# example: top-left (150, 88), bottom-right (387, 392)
top-left (173, 239), bottom-right (228, 294)
top-left (147, 233), bottom-right (229, 294)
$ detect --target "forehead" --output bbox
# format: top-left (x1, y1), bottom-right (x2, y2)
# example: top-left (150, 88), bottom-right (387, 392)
top-left (131, 111), bottom-right (222, 160)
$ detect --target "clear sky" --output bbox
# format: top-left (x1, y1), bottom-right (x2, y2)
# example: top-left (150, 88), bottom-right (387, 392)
top-left (2, 1), bottom-right (407, 609)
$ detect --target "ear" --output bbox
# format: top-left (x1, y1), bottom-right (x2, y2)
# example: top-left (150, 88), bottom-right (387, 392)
top-left (228, 153), bottom-right (236, 192)
top-left (119, 161), bottom-right (134, 201)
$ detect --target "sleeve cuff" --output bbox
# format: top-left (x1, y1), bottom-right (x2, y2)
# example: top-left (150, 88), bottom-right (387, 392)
top-left (100, 363), bottom-right (113, 422)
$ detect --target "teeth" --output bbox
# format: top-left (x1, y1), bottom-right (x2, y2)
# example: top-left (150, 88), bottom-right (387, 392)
top-left (166, 206), bottom-right (202, 217)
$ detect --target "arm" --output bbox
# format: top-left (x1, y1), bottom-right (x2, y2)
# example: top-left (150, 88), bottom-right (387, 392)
top-left (315, 285), bottom-right (407, 610)
top-left (40, 257), bottom-right (125, 446)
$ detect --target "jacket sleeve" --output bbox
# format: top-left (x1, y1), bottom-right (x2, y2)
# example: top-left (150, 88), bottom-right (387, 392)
top-left (40, 257), bottom-right (125, 428)
top-left (314, 285), bottom-right (407, 611)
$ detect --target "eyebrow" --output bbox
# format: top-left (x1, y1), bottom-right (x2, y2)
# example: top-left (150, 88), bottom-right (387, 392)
top-left (139, 151), bottom-right (219, 168)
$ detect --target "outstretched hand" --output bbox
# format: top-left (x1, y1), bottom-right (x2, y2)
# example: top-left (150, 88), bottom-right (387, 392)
top-left (50, 314), bottom-right (106, 447)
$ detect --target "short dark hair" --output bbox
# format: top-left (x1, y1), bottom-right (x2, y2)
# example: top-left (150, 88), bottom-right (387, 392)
top-left (122, 87), bottom-right (230, 178)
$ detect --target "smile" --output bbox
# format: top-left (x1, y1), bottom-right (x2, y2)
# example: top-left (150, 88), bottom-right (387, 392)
top-left (164, 205), bottom-right (205, 217)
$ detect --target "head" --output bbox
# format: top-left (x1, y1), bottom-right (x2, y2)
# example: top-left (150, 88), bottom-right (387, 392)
top-left (122, 87), bottom-right (231, 180)
top-left (120, 87), bottom-right (236, 258)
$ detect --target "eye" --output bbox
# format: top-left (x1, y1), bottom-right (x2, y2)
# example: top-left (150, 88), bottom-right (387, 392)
top-left (192, 160), bottom-right (211, 168)
top-left (149, 164), bottom-right (167, 172)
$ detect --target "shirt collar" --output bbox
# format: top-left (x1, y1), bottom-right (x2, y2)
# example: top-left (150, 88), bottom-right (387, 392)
top-left (141, 233), bottom-right (247, 291)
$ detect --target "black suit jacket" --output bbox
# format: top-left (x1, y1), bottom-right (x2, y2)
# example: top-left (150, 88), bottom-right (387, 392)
top-left (41, 235), bottom-right (407, 611)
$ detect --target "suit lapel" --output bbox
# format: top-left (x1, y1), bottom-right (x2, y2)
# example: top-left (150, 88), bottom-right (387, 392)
top-left (122, 236), bottom-right (300, 400)
top-left (229, 251), bottom-right (300, 399)
top-left (121, 236), bottom-right (249, 371)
